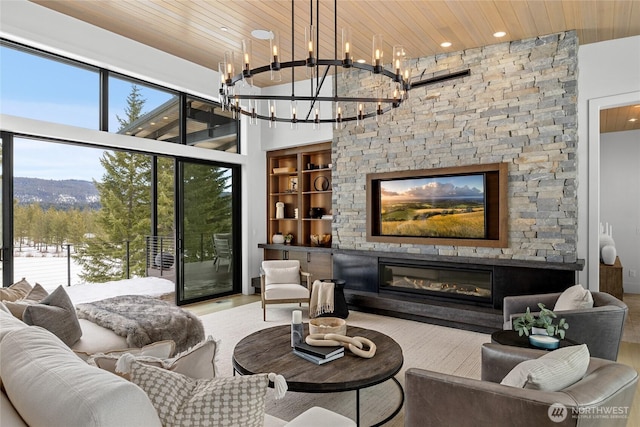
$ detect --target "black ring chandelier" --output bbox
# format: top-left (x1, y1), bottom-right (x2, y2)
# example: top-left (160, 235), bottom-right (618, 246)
top-left (219, 0), bottom-right (413, 127)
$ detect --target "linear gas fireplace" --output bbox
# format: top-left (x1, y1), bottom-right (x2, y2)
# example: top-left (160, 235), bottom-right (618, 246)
top-left (379, 259), bottom-right (492, 305)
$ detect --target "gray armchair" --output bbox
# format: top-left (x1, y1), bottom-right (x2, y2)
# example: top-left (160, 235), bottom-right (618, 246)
top-left (503, 291), bottom-right (628, 360)
top-left (405, 343), bottom-right (638, 427)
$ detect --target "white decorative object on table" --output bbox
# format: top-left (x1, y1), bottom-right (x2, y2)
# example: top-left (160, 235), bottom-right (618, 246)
top-left (601, 245), bottom-right (617, 265)
top-left (291, 310), bottom-right (303, 347)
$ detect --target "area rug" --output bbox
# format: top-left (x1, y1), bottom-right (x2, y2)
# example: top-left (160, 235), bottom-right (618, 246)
top-left (199, 302), bottom-right (490, 426)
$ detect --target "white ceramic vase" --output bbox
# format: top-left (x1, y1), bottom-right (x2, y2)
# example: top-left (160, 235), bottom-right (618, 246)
top-left (275, 202), bottom-right (285, 219)
top-left (272, 233), bottom-right (285, 244)
top-left (601, 245), bottom-right (617, 265)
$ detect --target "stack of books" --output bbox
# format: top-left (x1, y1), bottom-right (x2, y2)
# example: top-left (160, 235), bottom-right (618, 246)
top-left (293, 342), bottom-right (345, 365)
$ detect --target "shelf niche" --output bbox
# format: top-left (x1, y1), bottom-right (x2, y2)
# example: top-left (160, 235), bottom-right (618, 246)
top-left (267, 142), bottom-right (332, 247)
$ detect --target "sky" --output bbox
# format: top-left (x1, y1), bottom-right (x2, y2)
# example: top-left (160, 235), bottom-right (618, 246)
top-left (381, 174), bottom-right (485, 201)
top-left (1, 45), bottom-right (174, 181)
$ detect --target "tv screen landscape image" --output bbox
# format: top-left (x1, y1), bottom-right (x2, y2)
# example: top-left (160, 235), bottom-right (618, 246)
top-left (379, 173), bottom-right (486, 239)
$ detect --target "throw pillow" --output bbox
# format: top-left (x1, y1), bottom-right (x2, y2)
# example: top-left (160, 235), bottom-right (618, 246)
top-left (22, 285), bottom-right (82, 346)
top-left (0, 278), bottom-right (32, 302)
top-left (90, 336), bottom-right (218, 380)
top-left (4, 283), bottom-right (50, 319)
top-left (118, 355), bottom-right (269, 427)
top-left (554, 284), bottom-right (594, 311)
top-left (501, 344), bottom-right (590, 391)
top-left (265, 266), bottom-right (300, 285)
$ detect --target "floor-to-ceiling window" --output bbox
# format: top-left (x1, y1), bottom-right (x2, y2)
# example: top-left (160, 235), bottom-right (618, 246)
top-left (1, 40), bottom-right (241, 302)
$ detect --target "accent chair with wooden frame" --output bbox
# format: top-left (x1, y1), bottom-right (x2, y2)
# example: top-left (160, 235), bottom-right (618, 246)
top-left (260, 260), bottom-right (312, 321)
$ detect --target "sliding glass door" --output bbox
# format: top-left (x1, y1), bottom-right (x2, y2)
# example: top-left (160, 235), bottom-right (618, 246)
top-left (177, 160), bottom-right (239, 304)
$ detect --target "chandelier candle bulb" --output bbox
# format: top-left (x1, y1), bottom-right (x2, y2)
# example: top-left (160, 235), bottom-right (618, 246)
top-left (372, 34), bottom-right (383, 72)
top-left (342, 27), bottom-right (352, 67)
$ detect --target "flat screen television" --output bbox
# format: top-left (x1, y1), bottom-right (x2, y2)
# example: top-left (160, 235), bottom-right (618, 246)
top-left (378, 173), bottom-right (487, 239)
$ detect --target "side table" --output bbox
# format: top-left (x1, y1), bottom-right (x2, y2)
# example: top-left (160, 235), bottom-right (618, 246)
top-left (600, 257), bottom-right (624, 301)
top-left (491, 330), bottom-right (578, 350)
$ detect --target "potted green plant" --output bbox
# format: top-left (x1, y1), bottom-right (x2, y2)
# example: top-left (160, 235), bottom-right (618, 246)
top-left (284, 233), bottom-right (294, 245)
top-left (512, 303), bottom-right (569, 339)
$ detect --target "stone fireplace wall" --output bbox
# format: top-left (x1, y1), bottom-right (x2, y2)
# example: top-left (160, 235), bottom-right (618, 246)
top-left (332, 31), bottom-right (578, 263)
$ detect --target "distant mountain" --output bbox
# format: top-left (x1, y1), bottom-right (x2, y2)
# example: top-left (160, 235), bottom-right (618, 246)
top-left (14, 177), bottom-right (100, 210)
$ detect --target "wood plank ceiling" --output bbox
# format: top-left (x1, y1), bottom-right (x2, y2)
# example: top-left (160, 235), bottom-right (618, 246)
top-left (29, 0), bottom-right (640, 132)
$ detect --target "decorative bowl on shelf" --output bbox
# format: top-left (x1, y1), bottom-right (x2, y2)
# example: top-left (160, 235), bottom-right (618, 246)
top-left (310, 234), bottom-right (331, 247)
top-left (309, 317), bottom-right (347, 335)
top-left (529, 334), bottom-right (560, 350)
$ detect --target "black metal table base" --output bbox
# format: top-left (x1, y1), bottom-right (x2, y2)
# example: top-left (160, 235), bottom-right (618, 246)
top-left (356, 376), bottom-right (404, 427)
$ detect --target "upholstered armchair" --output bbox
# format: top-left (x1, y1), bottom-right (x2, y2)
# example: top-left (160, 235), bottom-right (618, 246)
top-left (405, 343), bottom-right (638, 427)
top-left (260, 260), bottom-right (312, 321)
top-left (503, 290), bottom-right (628, 360)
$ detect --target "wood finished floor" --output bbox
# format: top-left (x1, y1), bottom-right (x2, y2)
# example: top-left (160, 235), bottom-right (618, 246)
top-left (184, 293), bottom-right (640, 425)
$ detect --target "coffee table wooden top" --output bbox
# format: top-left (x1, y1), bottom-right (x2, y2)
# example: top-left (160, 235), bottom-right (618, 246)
top-left (233, 325), bottom-right (403, 393)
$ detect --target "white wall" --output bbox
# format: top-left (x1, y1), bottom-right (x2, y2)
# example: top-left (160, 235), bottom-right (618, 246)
top-left (0, 0), bottom-right (265, 294)
top-left (577, 35), bottom-right (640, 291)
top-left (258, 79), bottom-right (334, 151)
top-left (600, 130), bottom-right (640, 293)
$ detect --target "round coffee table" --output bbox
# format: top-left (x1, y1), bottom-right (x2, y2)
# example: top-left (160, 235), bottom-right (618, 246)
top-left (233, 324), bottom-right (404, 427)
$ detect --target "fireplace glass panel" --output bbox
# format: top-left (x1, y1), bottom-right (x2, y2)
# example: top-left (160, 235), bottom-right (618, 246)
top-left (380, 263), bottom-right (492, 302)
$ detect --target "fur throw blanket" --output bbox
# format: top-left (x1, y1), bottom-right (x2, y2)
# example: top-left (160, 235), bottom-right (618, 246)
top-left (76, 295), bottom-right (204, 352)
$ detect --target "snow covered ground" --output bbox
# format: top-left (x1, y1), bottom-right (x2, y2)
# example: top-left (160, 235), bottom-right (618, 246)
top-left (8, 248), bottom-right (174, 304)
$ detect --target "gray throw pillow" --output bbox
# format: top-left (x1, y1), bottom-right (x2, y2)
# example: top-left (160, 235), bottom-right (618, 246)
top-left (23, 286), bottom-right (82, 346)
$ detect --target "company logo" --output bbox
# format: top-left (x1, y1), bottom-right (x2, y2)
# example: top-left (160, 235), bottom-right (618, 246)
top-left (548, 403), bottom-right (568, 423)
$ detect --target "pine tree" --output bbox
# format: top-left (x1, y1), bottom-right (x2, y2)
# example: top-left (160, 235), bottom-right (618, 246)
top-left (74, 85), bottom-right (152, 281)
top-left (183, 163), bottom-right (232, 261)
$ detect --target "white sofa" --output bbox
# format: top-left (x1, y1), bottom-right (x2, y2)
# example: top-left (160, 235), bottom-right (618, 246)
top-left (0, 309), bottom-right (355, 427)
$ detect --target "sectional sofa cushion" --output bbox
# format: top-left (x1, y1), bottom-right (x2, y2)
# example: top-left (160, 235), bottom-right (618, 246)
top-left (23, 286), bottom-right (82, 346)
top-left (0, 309), bottom-right (28, 341)
top-left (501, 344), bottom-right (590, 391)
top-left (0, 325), bottom-right (161, 427)
top-left (72, 319), bottom-right (130, 357)
top-left (118, 355), bottom-right (268, 427)
top-left (89, 336), bottom-right (218, 379)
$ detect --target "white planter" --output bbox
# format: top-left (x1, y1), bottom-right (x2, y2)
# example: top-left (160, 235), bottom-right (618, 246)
top-left (531, 327), bottom-right (549, 336)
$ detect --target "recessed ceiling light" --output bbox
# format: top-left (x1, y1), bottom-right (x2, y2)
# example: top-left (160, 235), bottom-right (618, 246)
top-left (221, 27), bottom-right (228, 32)
top-left (356, 58), bottom-right (366, 64)
top-left (440, 41), bottom-right (452, 48)
top-left (629, 118), bottom-right (638, 122)
top-left (633, 105), bottom-right (640, 108)
top-left (251, 29), bottom-right (273, 40)
top-left (493, 31), bottom-right (507, 38)
top-left (150, 122), bottom-right (156, 125)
